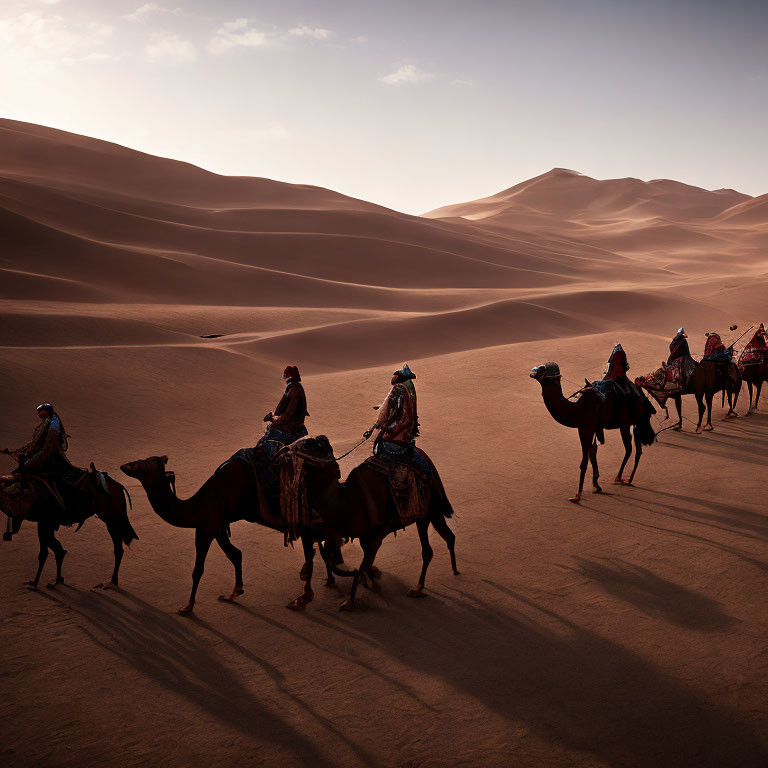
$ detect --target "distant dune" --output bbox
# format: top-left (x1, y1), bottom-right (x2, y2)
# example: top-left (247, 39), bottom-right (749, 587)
top-left (1, 120), bottom-right (767, 768)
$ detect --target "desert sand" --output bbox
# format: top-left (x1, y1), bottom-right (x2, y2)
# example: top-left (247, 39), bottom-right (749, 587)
top-left (1, 119), bottom-right (766, 767)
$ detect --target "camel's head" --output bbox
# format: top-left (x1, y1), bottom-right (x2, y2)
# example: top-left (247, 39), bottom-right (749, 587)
top-left (530, 362), bottom-right (561, 383)
top-left (120, 456), bottom-right (170, 481)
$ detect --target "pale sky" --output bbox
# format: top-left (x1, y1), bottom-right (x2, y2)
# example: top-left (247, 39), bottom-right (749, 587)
top-left (2, 0), bottom-right (766, 213)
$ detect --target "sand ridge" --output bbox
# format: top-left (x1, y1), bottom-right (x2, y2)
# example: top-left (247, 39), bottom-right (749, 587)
top-left (1, 121), bottom-right (767, 767)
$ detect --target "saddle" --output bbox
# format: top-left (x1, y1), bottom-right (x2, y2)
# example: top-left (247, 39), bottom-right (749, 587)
top-left (0, 465), bottom-right (100, 526)
top-left (364, 453), bottom-right (431, 527)
top-left (590, 377), bottom-right (640, 401)
top-left (218, 447), bottom-right (283, 526)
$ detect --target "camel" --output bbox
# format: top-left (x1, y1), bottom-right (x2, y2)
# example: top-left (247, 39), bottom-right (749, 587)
top-left (739, 357), bottom-right (767, 415)
top-left (274, 436), bottom-right (459, 611)
top-left (0, 461), bottom-right (137, 590)
top-left (530, 362), bottom-right (656, 503)
top-left (119, 454), bottom-right (350, 615)
top-left (637, 360), bottom-right (740, 432)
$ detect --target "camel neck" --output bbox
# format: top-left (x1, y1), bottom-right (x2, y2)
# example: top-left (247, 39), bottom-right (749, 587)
top-left (540, 378), bottom-right (584, 429)
top-left (140, 477), bottom-right (200, 528)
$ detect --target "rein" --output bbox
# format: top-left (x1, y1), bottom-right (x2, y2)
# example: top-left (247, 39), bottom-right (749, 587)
top-left (333, 434), bottom-right (371, 461)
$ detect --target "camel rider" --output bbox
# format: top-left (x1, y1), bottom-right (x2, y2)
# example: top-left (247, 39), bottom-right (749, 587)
top-left (363, 363), bottom-right (430, 475)
top-left (258, 366), bottom-right (309, 462)
top-left (668, 328), bottom-right (691, 363)
top-left (740, 323), bottom-right (768, 365)
top-left (703, 332), bottom-right (733, 363)
top-left (3, 403), bottom-right (71, 478)
top-left (599, 344), bottom-right (637, 397)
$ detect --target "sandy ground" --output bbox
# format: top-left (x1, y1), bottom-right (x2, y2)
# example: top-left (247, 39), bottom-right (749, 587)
top-left (1, 121), bottom-right (767, 767)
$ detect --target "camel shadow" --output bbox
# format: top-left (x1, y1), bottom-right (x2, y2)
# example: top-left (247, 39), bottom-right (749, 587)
top-left (312, 578), bottom-right (768, 767)
top-left (562, 556), bottom-right (738, 631)
top-left (44, 588), bottom-right (343, 768)
top-left (658, 435), bottom-right (768, 467)
top-left (639, 488), bottom-right (768, 542)
top-left (579, 497), bottom-right (768, 576)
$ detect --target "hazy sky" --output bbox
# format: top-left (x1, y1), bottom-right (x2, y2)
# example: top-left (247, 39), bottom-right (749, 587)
top-left (2, 0), bottom-right (766, 212)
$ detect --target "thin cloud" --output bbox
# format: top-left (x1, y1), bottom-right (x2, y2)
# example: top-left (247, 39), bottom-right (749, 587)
top-left (122, 4), bottom-right (182, 23)
top-left (145, 32), bottom-right (196, 63)
top-left (63, 51), bottom-right (120, 65)
top-left (379, 64), bottom-right (434, 86)
top-left (0, 10), bottom-right (113, 72)
top-left (288, 25), bottom-right (333, 40)
top-left (451, 78), bottom-right (474, 88)
top-left (208, 18), bottom-right (273, 55)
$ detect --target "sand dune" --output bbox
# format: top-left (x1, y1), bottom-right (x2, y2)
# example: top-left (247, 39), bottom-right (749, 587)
top-left (1, 121), bottom-right (767, 768)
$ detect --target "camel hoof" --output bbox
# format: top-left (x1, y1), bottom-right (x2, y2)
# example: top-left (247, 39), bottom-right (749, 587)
top-left (178, 604), bottom-right (194, 615)
top-left (94, 582), bottom-right (120, 591)
top-left (339, 599), bottom-right (356, 612)
top-left (324, 576), bottom-right (336, 587)
top-left (369, 566), bottom-right (382, 581)
top-left (46, 578), bottom-right (64, 589)
top-left (287, 590), bottom-right (314, 610)
top-left (218, 587), bottom-right (244, 603)
top-left (2, 532), bottom-right (12, 541)
top-left (453, 569), bottom-right (461, 576)
top-left (568, 496), bottom-right (581, 504)
top-left (613, 479), bottom-right (624, 485)
top-left (24, 581), bottom-right (39, 590)
top-left (703, 425), bottom-right (714, 432)
top-left (407, 586), bottom-right (427, 598)
top-left (592, 485), bottom-right (603, 494)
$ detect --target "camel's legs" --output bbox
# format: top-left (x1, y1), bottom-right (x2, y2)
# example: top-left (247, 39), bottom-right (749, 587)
top-left (430, 514), bottom-right (459, 575)
top-left (4, 515), bottom-right (12, 541)
top-left (287, 535), bottom-right (316, 609)
top-left (317, 542), bottom-right (336, 586)
top-left (216, 530), bottom-right (244, 604)
top-left (756, 381), bottom-right (763, 411)
top-left (408, 518), bottom-right (433, 597)
top-left (48, 531), bottom-right (66, 586)
top-left (589, 441), bottom-right (601, 493)
top-left (703, 391), bottom-right (714, 431)
top-left (615, 425), bottom-right (633, 484)
top-left (179, 529), bottom-right (213, 615)
top-left (673, 395), bottom-right (683, 431)
top-left (695, 393), bottom-right (706, 432)
top-left (571, 428), bottom-right (593, 503)
top-left (341, 532), bottom-right (384, 611)
top-left (93, 521), bottom-right (124, 590)
top-left (26, 522), bottom-right (50, 588)
top-left (628, 428), bottom-right (643, 484)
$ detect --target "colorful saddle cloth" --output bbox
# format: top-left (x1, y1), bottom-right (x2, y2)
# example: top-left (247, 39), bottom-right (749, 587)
top-left (364, 443), bottom-right (452, 527)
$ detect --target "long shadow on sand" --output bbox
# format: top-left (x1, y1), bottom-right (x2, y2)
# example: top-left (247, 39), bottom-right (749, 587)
top-left (562, 556), bottom-right (737, 631)
top-left (43, 587), bottom-right (346, 768)
top-left (304, 579), bottom-right (768, 768)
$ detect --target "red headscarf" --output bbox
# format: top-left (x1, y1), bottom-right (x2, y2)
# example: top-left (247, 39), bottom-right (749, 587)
top-left (283, 365), bottom-right (300, 381)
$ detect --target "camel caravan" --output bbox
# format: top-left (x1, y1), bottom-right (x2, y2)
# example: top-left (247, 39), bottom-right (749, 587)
top-left (1, 325), bottom-right (765, 611)
top-left (531, 324), bottom-right (767, 504)
top-left (1, 365), bottom-right (457, 613)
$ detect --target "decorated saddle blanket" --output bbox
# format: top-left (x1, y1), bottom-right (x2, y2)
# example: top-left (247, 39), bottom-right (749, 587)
top-left (364, 444), bottom-right (452, 527)
top-left (590, 377), bottom-right (641, 400)
top-left (0, 466), bottom-right (98, 525)
top-left (740, 348), bottom-right (768, 367)
top-left (219, 447), bottom-right (283, 526)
